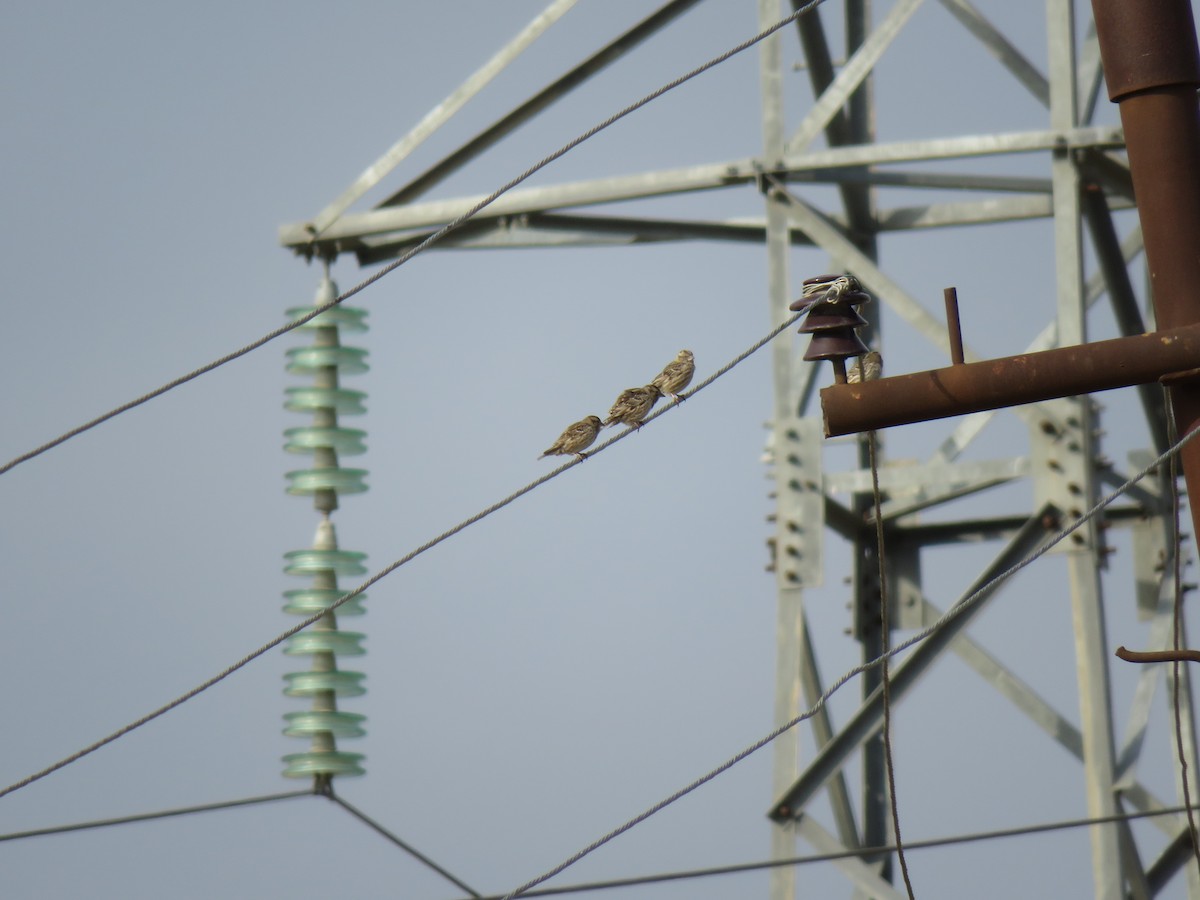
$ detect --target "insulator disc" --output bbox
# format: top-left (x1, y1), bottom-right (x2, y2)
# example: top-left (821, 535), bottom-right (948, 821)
top-left (283, 670), bottom-right (366, 698)
top-left (283, 426), bottom-right (367, 456)
top-left (285, 305), bottom-right (368, 332)
top-left (283, 548), bottom-right (368, 577)
top-left (284, 386), bottom-right (367, 415)
top-left (286, 345), bottom-right (369, 375)
top-left (803, 332), bottom-right (871, 361)
top-left (283, 587), bottom-right (366, 616)
top-left (282, 710), bottom-right (366, 738)
top-left (282, 750), bottom-right (365, 778)
top-left (285, 468), bottom-right (368, 495)
top-left (284, 630), bottom-right (366, 656)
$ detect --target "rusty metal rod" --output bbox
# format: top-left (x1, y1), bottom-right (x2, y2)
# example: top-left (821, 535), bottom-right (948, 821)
top-left (822, 322), bottom-right (1200, 437)
top-left (1116, 646), bottom-right (1200, 665)
top-left (943, 287), bottom-right (965, 366)
top-left (1092, 0), bottom-right (1200, 552)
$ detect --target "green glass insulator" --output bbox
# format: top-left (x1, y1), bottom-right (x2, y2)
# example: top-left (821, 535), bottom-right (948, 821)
top-left (284, 386), bottom-right (366, 415)
top-left (282, 710), bottom-right (366, 739)
top-left (283, 548), bottom-right (368, 577)
top-left (283, 630), bottom-right (366, 656)
top-left (285, 345), bottom-right (369, 375)
top-left (283, 426), bottom-right (367, 456)
top-left (282, 750), bottom-right (365, 779)
top-left (282, 587), bottom-right (366, 616)
top-left (283, 670), bottom-right (366, 698)
top-left (284, 305), bottom-right (368, 332)
top-left (284, 468), bottom-right (368, 495)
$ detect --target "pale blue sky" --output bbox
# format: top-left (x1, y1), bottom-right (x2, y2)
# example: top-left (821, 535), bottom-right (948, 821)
top-left (0, 2), bottom-right (1192, 898)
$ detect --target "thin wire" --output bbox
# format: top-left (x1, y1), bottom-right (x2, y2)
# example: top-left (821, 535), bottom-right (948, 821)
top-left (452, 802), bottom-right (1200, 899)
top-left (0, 789), bottom-right (311, 842)
top-left (325, 792), bottom-right (481, 897)
top-left (495, 423), bottom-right (1200, 900)
top-left (0, 309), bottom-right (805, 802)
top-left (868, 428), bottom-right (915, 898)
top-left (1166, 401), bottom-right (1200, 874)
top-left (0, 0), bottom-right (825, 479)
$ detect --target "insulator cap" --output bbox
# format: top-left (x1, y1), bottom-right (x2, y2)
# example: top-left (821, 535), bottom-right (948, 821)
top-left (283, 587), bottom-right (366, 616)
top-left (283, 548), bottom-right (368, 577)
top-left (283, 710), bottom-right (366, 739)
top-left (282, 750), bottom-right (365, 779)
top-left (285, 305), bottom-right (368, 332)
top-left (803, 332), bottom-right (871, 361)
top-left (285, 468), bottom-right (368, 495)
top-left (284, 630), bottom-right (366, 657)
top-left (798, 303), bottom-right (869, 333)
top-left (284, 386), bottom-right (367, 415)
top-left (284, 426), bottom-right (367, 456)
top-left (284, 670), bottom-right (366, 698)
top-left (286, 346), bottom-right (369, 375)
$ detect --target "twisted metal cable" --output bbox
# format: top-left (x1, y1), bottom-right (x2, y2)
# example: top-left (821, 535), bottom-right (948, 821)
top-left (494, 423), bottom-right (1200, 900)
top-left (0, 0), bottom-right (825, 478)
top-left (325, 791), bottom-right (481, 897)
top-left (449, 802), bottom-right (1200, 898)
top-left (0, 789), bottom-right (310, 842)
top-left (1166, 404), bottom-right (1200, 876)
top-left (868, 428), bottom-right (916, 898)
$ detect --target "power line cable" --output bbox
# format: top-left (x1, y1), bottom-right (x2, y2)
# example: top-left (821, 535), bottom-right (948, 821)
top-left (1166, 402), bottom-right (1200, 876)
top-left (0, 309), bottom-right (804, 802)
top-left (0, 789), bottom-right (310, 842)
top-left (492, 423), bottom-right (1200, 900)
top-left (447, 802), bottom-right (1200, 899)
top-left (325, 791), bottom-right (482, 897)
top-left (868, 428), bottom-right (915, 897)
top-left (0, 0), bottom-right (827, 479)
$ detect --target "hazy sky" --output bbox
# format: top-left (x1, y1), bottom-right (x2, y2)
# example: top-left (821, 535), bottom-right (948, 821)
top-left (1, 2), bottom-right (1194, 898)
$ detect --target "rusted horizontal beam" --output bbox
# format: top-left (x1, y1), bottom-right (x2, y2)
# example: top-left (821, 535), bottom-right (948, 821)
top-left (822, 323), bottom-right (1200, 437)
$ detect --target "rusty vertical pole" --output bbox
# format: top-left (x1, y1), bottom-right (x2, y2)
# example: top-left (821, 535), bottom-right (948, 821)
top-left (1091, 0), bottom-right (1200, 545)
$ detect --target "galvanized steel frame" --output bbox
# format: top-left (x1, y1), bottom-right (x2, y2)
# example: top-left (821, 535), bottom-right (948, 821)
top-left (280, 1), bottom-right (1198, 896)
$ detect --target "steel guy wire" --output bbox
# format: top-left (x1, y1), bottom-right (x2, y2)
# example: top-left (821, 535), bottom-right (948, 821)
top-left (867, 428), bottom-right (916, 899)
top-left (493, 423), bottom-right (1200, 900)
top-left (0, 309), bottom-right (805, 802)
top-left (0, 789), bottom-right (311, 842)
top-left (325, 792), bottom-right (481, 897)
top-left (448, 802), bottom-right (1200, 899)
top-left (1166, 403), bottom-right (1200, 878)
top-left (0, 0), bottom-right (827, 479)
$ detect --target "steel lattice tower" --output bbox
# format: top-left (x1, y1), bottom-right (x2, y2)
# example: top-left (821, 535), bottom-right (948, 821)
top-left (280, 2), bottom-right (1199, 896)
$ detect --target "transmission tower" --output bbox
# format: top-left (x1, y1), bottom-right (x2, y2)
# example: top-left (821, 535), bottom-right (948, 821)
top-left (279, 1), bottom-right (1199, 896)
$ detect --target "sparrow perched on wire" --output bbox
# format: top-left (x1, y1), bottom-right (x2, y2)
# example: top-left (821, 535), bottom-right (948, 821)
top-left (604, 385), bottom-right (660, 429)
top-left (846, 350), bottom-right (883, 384)
top-left (650, 349), bottom-right (695, 402)
top-left (540, 415), bottom-right (603, 461)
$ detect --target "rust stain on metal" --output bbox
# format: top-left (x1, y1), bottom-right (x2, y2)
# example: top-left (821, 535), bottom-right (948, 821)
top-left (822, 322), bottom-right (1200, 437)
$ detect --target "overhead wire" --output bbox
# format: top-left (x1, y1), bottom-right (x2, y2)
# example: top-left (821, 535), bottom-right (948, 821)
top-left (0, 308), bottom-right (806, 802)
top-left (1166, 401), bottom-right (1200, 877)
top-left (492, 422), bottom-right (1200, 900)
top-left (0, 789), bottom-right (310, 842)
top-left (867, 427), bottom-right (915, 898)
top-left (324, 790), bottom-right (482, 897)
top-left (446, 802), bottom-right (1200, 899)
top-left (0, 0), bottom-right (827, 479)
top-left (0, 784), bottom-right (480, 897)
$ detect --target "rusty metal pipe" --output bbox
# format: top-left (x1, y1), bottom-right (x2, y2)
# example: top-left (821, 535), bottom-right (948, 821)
top-left (943, 287), bottom-right (965, 366)
top-left (1092, 0), bottom-right (1200, 542)
top-left (822, 323), bottom-right (1200, 437)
